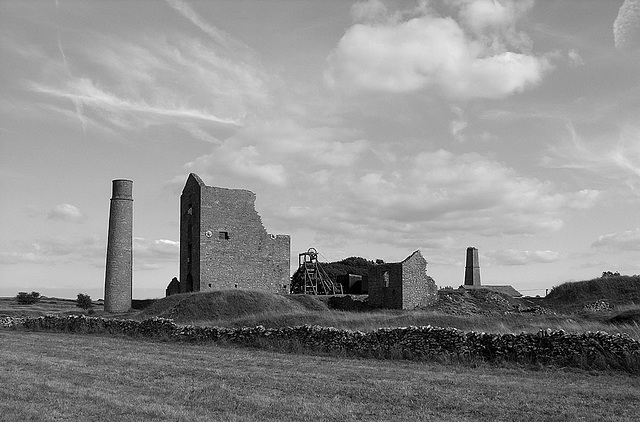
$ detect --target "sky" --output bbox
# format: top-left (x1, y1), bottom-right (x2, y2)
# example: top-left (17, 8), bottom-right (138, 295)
top-left (1, 0), bottom-right (639, 300)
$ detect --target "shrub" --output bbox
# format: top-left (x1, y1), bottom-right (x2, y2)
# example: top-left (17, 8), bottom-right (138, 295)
top-left (16, 291), bottom-right (41, 305)
top-left (76, 294), bottom-right (93, 310)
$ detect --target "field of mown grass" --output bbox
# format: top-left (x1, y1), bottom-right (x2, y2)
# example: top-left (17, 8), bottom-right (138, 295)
top-left (1, 330), bottom-right (639, 422)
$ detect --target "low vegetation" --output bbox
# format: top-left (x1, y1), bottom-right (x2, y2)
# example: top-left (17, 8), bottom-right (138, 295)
top-left (1, 276), bottom-right (640, 419)
top-left (1, 330), bottom-right (639, 422)
top-left (545, 274), bottom-right (640, 312)
top-left (15, 291), bottom-right (41, 305)
top-left (76, 293), bottom-right (93, 310)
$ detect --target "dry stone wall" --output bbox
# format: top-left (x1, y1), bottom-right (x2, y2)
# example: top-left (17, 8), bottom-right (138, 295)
top-left (3, 315), bottom-right (638, 371)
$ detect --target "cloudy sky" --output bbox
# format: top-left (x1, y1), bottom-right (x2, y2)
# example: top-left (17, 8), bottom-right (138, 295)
top-left (1, 0), bottom-right (639, 299)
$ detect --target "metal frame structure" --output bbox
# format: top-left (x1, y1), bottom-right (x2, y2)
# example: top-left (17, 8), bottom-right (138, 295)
top-left (290, 248), bottom-right (343, 295)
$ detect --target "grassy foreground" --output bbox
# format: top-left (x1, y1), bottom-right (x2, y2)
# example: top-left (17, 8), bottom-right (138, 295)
top-left (2, 331), bottom-right (639, 422)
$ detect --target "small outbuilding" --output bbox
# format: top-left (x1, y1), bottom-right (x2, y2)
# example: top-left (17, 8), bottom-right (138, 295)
top-left (166, 277), bottom-right (180, 296)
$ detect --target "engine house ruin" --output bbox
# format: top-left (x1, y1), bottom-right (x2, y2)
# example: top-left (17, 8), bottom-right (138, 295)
top-left (178, 173), bottom-right (290, 294)
top-left (368, 250), bottom-right (437, 309)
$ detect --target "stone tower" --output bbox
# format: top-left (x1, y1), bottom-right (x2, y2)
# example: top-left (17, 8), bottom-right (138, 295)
top-left (104, 179), bottom-right (133, 313)
top-left (464, 246), bottom-right (481, 286)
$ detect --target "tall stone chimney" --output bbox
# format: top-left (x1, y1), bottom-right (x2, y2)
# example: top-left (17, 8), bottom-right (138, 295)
top-left (464, 246), bottom-right (481, 286)
top-left (104, 179), bottom-right (133, 313)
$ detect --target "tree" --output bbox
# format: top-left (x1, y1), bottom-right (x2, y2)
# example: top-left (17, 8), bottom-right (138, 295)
top-left (76, 293), bottom-right (93, 310)
top-left (16, 291), bottom-right (41, 305)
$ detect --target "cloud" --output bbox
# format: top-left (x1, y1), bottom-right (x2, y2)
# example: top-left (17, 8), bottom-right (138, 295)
top-left (0, 235), bottom-right (103, 265)
top-left (336, 150), bottom-right (592, 235)
top-left (47, 203), bottom-right (86, 223)
top-left (567, 49), bottom-right (584, 67)
top-left (486, 249), bottom-right (562, 266)
top-left (181, 112), bottom-right (601, 254)
top-left (614, 0), bottom-right (640, 51)
top-left (351, 0), bottom-right (389, 24)
top-left (0, 236), bottom-right (180, 268)
top-left (57, 32), bottom-right (87, 135)
top-left (0, 251), bottom-right (43, 265)
top-left (184, 119), bottom-right (369, 188)
top-left (592, 228), bottom-right (640, 251)
top-left (325, 0), bottom-right (550, 99)
top-left (132, 238), bottom-right (180, 272)
top-left (165, 0), bottom-right (253, 56)
top-left (31, 77), bottom-right (242, 127)
top-left (134, 237), bottom-right (180, 260)
top-left (18, 17), bottom-right (275, 139)
top-left (545, 122), bottom-right (640, 193)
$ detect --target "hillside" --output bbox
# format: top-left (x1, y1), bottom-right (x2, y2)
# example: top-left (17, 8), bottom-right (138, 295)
top-left (543, 275), bottom-right (640, 312)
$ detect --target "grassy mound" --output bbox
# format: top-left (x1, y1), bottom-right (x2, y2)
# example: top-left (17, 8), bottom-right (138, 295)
top-left (608, 307), bottom-right (640, 325)
top-left (138, 290), bottom-right (328, 323)
top-left (544, 276), bottom-right (640, 311)
top-left (286, 294), bottom-right (330, 311)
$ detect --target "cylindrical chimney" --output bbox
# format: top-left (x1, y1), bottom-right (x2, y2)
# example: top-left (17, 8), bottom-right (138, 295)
top-left (104, 179), bottom-right (133, 313)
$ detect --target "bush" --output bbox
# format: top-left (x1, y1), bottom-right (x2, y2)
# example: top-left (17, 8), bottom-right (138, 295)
top-left (76, 294), bottom-right (93, 310)
top-left (16, 291), bottom-right (41, 305)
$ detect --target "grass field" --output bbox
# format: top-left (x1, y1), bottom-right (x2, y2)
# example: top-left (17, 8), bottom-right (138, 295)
top-left (1, 330), bottom-right (639, 422)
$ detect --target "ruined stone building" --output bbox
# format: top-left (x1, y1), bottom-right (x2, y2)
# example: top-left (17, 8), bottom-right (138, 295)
top-left (177, 173), bottom-right (290, 294)
top-left (368, 250), bottom-right (437, 309)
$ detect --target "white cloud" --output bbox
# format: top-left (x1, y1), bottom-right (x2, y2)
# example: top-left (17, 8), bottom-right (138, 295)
top-left (486, 249), bottom-right (562, 266)
top-left (0, 251), bottom-right (43, 265)
top-left (165, 0), bottom-right (252, 55)
top-left (592, 228), bottom-right (640, 251)
top-left (21, 20), bottom-right (275, 139)
top-left (181, 114), bottom-right (601, 254)
top-left (0, 235), bottom-right (103, 265)
top-left (338, 149), bottom-right (586, 235)
top-left (614, 0), bottom-right (640, 51)
top-left (32, 77), bottom-right (242, 127)
top-left (545, 122), bottom-right (640, 193)
top-left (47, 203), bottom-right (86, 223)
top-left (458, 0), bottom-right (520, 33)
top-left (232, 144), bottom-right (596, 254)
top-left (351, 0), bottom-right (389, 24)
top-left (567, 49), bottom-right (584, 67)
top-left (134, 238), bottom-right (180, 259)
top-left (184, 119), bottom-right (369, 188)
top-left (325, 0), bottom-right (549, 99)
top-left (0, 236), bottom-right (180, 267)
top-left (457, 0), bottom-right (534, 49)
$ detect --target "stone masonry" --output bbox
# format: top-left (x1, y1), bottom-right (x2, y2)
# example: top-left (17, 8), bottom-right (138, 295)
top-left (464, 246), bottom-right (481, 286)
top-left (104, 179), bottom-right (133, 313)
top-left (368, 250), bottom-right (437, 309)
top-left (179, 173), bottom-right (290, 294)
